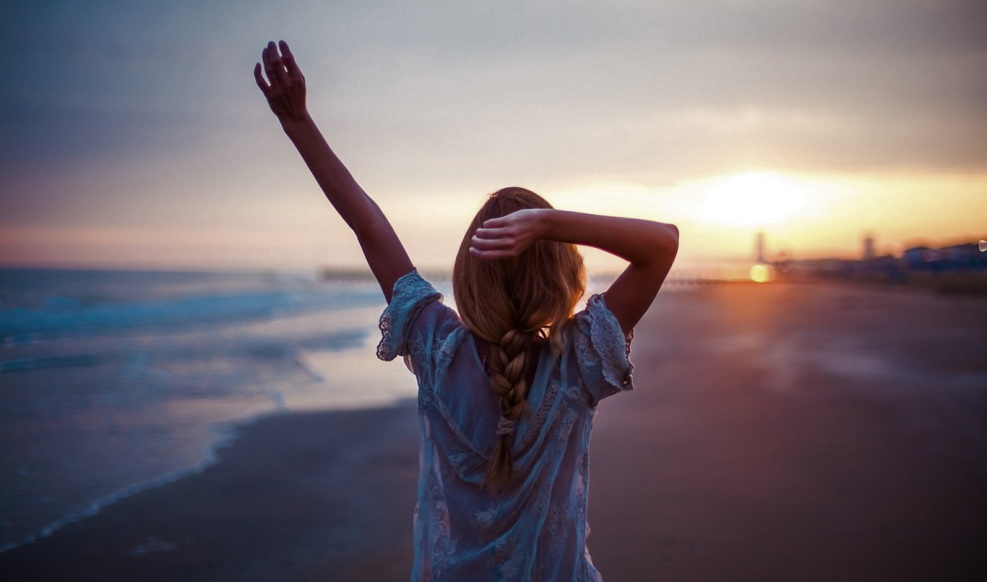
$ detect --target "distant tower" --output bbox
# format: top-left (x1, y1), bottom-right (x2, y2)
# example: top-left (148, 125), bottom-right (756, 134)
top-left (863, 233), bottom-right (875, 261)
top-left (755, 231), bottom-right (766, 263)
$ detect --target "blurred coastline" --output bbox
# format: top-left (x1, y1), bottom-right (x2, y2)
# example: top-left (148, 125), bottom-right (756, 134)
top-left (0, 267), bottom-right (412, 553)
top-left (1, 265), bottom-right (986, 580)
top-left (0, 272), bottom-right (987, 581)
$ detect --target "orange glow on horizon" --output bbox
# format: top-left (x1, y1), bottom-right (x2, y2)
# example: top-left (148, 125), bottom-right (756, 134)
top-left (2, 171), bottom-right (984, 273)
top-left (750, 264), bottom-right (771, 283)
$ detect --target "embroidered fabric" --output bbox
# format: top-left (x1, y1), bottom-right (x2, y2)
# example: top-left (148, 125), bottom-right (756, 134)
top-left (585, 294), bottom-right (635, 390)
top-left (377, 270), bottom-right (635, 581)
top-left (377, 269), bottom-right (443, 361)
top-left (573, 294), bottom-right (635, 403)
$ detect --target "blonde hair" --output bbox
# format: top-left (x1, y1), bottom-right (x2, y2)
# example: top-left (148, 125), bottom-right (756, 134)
top-left (453, 187), bottom-right (586, 491)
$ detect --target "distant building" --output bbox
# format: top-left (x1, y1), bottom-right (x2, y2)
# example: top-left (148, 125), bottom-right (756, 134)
top-left (755, 232), bottom-right (766, 263)
top-left (862, 234), bottom-right (875, 261)
top-left (903, 246), bottom-right (937, 270)
top-left (939, 243), bottom-right (980, 266)
top-left (791, 237), bottom-right (985, 292)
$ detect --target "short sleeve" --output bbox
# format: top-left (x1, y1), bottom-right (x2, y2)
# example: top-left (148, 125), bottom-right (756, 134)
top-left (376, 269), bottom-right (443, 361)
top-left (571, 293), bottom-right (635, 403)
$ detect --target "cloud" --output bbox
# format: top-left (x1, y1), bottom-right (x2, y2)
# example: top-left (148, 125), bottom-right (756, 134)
top-left (4, 0), bottom-right (985, 176)
top-left (1, 0), bottom-right (984, 268)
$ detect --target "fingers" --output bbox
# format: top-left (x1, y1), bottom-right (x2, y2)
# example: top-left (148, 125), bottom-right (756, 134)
top-left (473, 226), bottom-right (511, 241)
top-left (481, 216), bottom-right (508, 229)
top-left (262, 41), bottom-right (290, 88)
top-left (279, 40), bottom-right (304, 83)
top-left (262, 46), bottom-right (276, 88)
top-left (268, 41), bottom-right (289, 86)
top-left (469, 246), bottom-right (513, 261)
top-left (253, 63), bottom-right (270, 96)
top-left (469, 234), bottom-right (512, 251)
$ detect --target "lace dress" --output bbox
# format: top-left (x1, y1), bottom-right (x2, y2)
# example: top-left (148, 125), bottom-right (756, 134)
top-left (378, 270), bottom-right (634, 582)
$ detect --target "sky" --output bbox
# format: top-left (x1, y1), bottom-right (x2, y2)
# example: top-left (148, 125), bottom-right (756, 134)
top-left (1, 0), bottom-right (985, 273)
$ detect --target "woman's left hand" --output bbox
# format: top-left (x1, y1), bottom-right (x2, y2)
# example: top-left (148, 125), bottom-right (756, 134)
top-left (469, 209), bottom-right (547, 260)
top-left (254, 40), bottom-right (308, 125)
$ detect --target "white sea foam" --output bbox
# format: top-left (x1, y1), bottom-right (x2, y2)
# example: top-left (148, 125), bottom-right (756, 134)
top-left (0, 414), bottom-right (244, 554)
top-left (0, 269), bottom-right (398, 554)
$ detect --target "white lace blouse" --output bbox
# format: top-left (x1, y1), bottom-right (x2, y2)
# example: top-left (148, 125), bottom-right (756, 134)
top-left (378, 270), bottom-right (634, 582)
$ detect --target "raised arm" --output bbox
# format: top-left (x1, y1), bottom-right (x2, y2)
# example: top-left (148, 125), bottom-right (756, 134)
top-left (469, 209), bottom-right (679, 334)
top-left (254, 41), bottom-right (413, 302)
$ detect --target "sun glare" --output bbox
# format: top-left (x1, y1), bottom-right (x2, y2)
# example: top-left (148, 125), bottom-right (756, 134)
top-left (750, 264), bottom-right (771, 283)
top-left (700, 171), bottom-right (810, 228)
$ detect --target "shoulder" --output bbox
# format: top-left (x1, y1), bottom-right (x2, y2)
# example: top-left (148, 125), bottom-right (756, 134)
top-left (566, 293), bottom-right (635, 403)
top-left (390, 269), bottom-right (442, 308)
top-left (377, 269), bottom-right (461, 361)
top-left (571, 294), bottom-right (630, 349)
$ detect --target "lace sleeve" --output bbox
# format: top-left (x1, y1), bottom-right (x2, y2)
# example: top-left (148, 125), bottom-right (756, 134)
top-left (572, 293), bottom-right (635, 403)
top-left (376, 269), bottom-right (443, 361)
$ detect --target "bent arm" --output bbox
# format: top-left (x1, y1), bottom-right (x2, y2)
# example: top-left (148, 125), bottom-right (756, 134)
top-left (471, 209), bottom-right (679, 334)
top-left (539, 211), bottom-right (678, 335)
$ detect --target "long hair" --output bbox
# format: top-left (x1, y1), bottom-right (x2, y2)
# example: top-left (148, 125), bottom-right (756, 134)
top-left (453, 187), bottom-right (586, 491)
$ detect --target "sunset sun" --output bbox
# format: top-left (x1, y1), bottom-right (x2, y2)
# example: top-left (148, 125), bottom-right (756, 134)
top-left (700, 171), bottom-right (812, 228)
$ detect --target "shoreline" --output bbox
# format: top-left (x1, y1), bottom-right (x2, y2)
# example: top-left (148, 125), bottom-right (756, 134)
top-left (0, 402), bottom-right (422, 581)
top-left (0, 408), bottom-right (262, 556)
top-left (2, 282), bottom-right (986, 581)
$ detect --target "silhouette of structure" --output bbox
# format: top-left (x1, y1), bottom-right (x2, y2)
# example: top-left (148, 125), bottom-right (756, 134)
top-left (862, 233), bottom-right (875, 261)
top-left (777, 236), bottom-right (987, 294)
top-left (755, 232), bottom-right (766, 263)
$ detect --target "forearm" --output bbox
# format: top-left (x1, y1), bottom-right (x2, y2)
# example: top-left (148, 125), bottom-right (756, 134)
top-left (280, 115), bottom-right (378, 232)
top-left (539, 210), bottom-right (678, 269)
top-left (281, 114), bottom-right (412, 299)
top-left (468, 205), bottom-right (678, 332)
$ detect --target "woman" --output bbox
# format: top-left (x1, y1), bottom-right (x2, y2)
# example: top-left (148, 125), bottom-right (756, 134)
top-left (255, 40), bottom-right (678, 581)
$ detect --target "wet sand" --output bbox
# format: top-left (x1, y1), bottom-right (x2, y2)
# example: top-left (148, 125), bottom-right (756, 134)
top-left (2, 282), bottom-right (986, 581)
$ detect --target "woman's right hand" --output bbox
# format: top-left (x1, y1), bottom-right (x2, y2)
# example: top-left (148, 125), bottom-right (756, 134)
top-left (254, 40), bottom-right (309, 125)
top-left (476, 207), bottom-right (678, 334)
top-left (469, 209), bottom-right (547, 260)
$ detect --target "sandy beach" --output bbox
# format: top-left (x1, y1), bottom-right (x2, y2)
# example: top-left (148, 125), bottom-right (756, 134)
top-left (2, 281), bottom-right (986, 581)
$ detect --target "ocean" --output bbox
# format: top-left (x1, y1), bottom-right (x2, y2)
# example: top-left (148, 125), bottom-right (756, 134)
top-left (0, 267), bottom-right (425, 553)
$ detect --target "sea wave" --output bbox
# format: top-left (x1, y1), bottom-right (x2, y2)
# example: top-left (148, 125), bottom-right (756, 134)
top-left (0, 328), bottom-right (370, 374)
top-left (0, 287), bottom-right (381, 344)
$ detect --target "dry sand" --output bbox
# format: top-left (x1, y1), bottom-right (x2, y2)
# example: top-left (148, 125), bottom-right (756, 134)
top-left (1, 282), bottom-right (986, 581)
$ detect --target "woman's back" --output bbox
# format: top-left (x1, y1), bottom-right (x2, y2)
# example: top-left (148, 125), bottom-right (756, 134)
top-left (255, 42), bottom-right (677, 580)
top-left (379, 270), bottom-right (635, 582)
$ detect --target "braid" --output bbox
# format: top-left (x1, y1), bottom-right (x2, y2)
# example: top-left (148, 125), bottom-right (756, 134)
top-left (451, 186), bottom-right (587, 493)
top-left (484, 327), bottom-right (533, 491)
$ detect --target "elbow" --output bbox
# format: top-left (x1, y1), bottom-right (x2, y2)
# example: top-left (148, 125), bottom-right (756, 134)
top-left (655, 222), bottom-right (679, 263)
top-left (666, 223), bottom-right (679, 250)
top-left (631, 222), bottom-right (679, 272)
top-left (646, 223), bottom-right (678, 275)
top-left (350, 199), bottom-right (390, 240)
